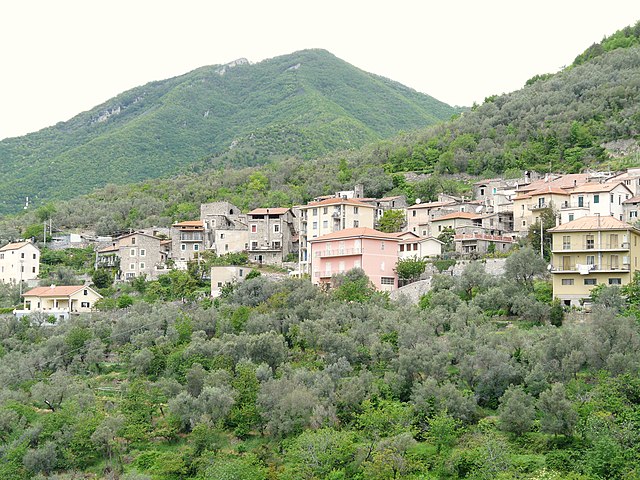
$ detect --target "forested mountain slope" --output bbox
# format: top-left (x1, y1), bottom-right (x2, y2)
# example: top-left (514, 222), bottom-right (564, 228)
top-left (382, 22), bottom-right (640, 176)
top-left (0, 49), bottom-right (458, 214)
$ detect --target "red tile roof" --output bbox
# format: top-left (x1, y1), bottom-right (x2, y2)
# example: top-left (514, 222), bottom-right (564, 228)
top-left (407, 201), bottom-right (455, 210)
top-left (23, 285), bottom-right (96, 297)
top-left (548, 215), bottom-right (636, 232)
top-left (0, 241), bottom-right (34, 252)
top-left (431, 212), bottom-right (481, 221)
top-left (172, 220), bottom-right (204, 228)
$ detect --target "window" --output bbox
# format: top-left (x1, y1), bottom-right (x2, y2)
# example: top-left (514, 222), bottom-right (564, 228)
top-left (220, 233), bottom-right (225, 239)
top-left (32, 266), bottom-right (36, 273)
top-left (563, 236), bottom-right (571, 249)
top-left (323, 207), bottom-right (328, 214)
top-left (353, 207), bottom-right (359, 214)
top-left (586, 255), bottom-right (595, 265)
top-left (181, 244), bottom-right (186, 251)
top-left (380, 261), bottom-right (385, 271)
top-left (20, 266), bottom-right (24, 272)
top-left (522, 221), bottom-right (526, 227)
top-left (400, 244), bottom-right (405, 252)
top-left (412, 210), bottom-right (417, 217)
top-left (251, 241), bottom-right (258, 249)
top-left (611, 194), bottom-right (614, 203)
top-left (0, 254), bottom-right (3, 259)
top-left (225, 244), bottom-right (229, 251)
top-left (631, 211), bottom-right (638, 218)
top-left (194, 244), bottom-right (199, 251)
top-left (81, 301), bottom-right (90, 308)
top-left (609, 278), bottom-right (622, 285)
top-left (480, 188), bottom-right (485, 196)
top-left (584, 278), bottom-right (597, 285)
top-left (586, 235), bottom-right (594, 249)
top-left (130, 249), bottom-right (136, 256)
top-left (561, 279), bottom-right (574, 285)
top-left (568, 214), bottom-right (574, 221)
top-left (422, 230), bottom-right (427, 236)
top-left (610, 234), bottom-right (618, 248)
top-left (129, 263), bottom-right (135, 270)
top-left (593, 194), bottom-right (599, 204)
top-left (611, 255), bottom-right (619, 269)
top-left (312, 208), bottom-right (318, 216)
top-left (125, 272), bottom-right (135, 279)
top-left (20, 252), bottom-right (24, 259)
top-left (323, 220), bottom-right (328, 228)
top-left (217, 282), bottom-right (223, 288)
top-left (381, 242), bottom-right (385, 250)
top-left (313, 222), bottom-right (318, 230)
top-left (239, 269), bottom-right (244, 277)
top-left (251, 224), bottom-right (257, 233)
top-left (33, 254), bottom-right (36, 259)
top-left (274, 224), bottom-right (280, 233)
top-left (381, 277), bottom-right (395, 285)
top-left (139, 262), bottom-right (145, 269)
top-left (140, 249), bottom-right (146, 257)
top-left (131, 237), bottom-right (136, 245)
top-left (272, 241), bottom-right (281, 249)
top-left (353, 220), bottom-right (359, 227)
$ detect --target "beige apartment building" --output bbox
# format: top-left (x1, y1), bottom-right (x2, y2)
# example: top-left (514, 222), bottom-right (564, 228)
top-left (0, 241), bottom-right (40, 284)
top-left (298, 198), bottom-right (375, 274)
top-left (549, 215), bottom-right (640, 307)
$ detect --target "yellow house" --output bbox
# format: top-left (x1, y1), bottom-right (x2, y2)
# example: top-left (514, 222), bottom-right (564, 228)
top-left (548, 215), bottom-right (640, 307)
top-left (16, 285), bottom-right (103, 321)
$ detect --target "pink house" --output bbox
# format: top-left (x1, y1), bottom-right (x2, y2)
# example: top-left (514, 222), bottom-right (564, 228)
top-left (309, 227), bottom-right (401, 291)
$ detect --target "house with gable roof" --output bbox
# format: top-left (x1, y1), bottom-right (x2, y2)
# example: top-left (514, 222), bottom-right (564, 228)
top-left (15, 284), bottom-right (103, 321)
top-left (0, 241), bottom-right (40, 284)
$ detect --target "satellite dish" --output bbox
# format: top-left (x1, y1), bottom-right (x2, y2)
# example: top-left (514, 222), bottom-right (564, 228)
top-left (415, 198), bottom-right (422, 204)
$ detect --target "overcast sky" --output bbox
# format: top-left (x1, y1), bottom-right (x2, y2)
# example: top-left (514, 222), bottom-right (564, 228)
top-left (1, 1), bottom-right (640, 140)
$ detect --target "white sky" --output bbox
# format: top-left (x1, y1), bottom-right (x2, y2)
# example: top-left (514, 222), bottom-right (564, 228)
top-left (1, 0), bottom-right (640, 140)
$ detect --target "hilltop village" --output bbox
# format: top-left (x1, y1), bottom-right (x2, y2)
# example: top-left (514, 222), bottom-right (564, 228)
top-left (8, 167), bottom-right (640, 318)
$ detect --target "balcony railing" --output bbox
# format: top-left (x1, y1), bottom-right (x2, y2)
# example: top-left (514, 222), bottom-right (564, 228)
top-left (314, 248), bottom-right (363, 258)
top-left (551, 263), bottom-right (630, 272)
top-left (180, 233), bottom-right (203, 242)
top-left (553, 242), bottom-right (630, 251)
top-left (560, 201), bottom-right (590, 210)
top-left (528, 203), bottom-right (549, 211)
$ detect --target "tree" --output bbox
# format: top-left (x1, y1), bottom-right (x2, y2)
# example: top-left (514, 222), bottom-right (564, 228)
top-left (538, 383), bottom-right (577, 436)
top-left (427, 411), bottom-right (460, 453)
top-left (92, 268), bottom-right (113, 289)
top-left (504, 247), bottom-right (547, 290)
top-left (527, 207), bottom-right (556, 261)
top-left (498, 385), bottom-right (535, 436)
top-left (378, 210), bottom-right (405, 233)
top-left (437, 227), bottom-right (455, 252)
top-left (395, 257), bottom-right (427, 282)
top-left (332, 268), bottom-right (375, 302)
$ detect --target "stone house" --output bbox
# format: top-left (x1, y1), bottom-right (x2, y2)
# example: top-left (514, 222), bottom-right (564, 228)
top-left (96, 232), bottom-right (168, 280)
top-left (247, 208), bottom-right (296, 265)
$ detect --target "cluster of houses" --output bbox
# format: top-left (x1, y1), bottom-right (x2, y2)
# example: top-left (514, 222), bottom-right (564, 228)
top-left (7, 166), bottom-right (640, 318)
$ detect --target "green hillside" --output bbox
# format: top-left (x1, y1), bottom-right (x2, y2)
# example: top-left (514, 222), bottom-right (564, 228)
top-left (0, 49), bottom-right (458, 214)
top-left (382, 21), bottom-right (640, 177)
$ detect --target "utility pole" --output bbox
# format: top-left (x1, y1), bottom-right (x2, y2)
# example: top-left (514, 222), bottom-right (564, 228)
top-left (540, 219), bottom-right (544, 258)
top-left (43, 221), bottom-right (47, 246)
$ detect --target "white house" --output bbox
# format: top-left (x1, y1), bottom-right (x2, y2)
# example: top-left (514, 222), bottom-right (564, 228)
top-left (0, 241), bottom-right (40, 284)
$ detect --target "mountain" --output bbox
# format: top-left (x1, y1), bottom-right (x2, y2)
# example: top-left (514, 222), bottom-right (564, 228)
top-left (0, 49), bottom-right (459, 214)
top-left (380, 21), bottom-right (640, 177)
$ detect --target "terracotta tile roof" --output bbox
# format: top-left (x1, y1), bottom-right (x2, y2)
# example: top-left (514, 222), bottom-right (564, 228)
top-left (378, 195), bottom-right (404, 201)
top-left (309, 227), bottom-right (401, 242)
top-left (548, 215), bottom-right (636, 232)
top-left (407, 201), bottom-right (456, 210)
top-left (305, 197), bottom-right (375, 208)
top-left (247, 207), bottom-right (290, 215)
top-left (529, 186), bottom-right (571, 196)
top-left (172, 220), bottom-right (204, 228)
top-left (23, 285), bottom-right (97, 297)
top-left (0, 241), bottom-right (34, 252)
top-left (431, 212), bottom-right (481, 221)
top-left (517, 173), bottom-right (589, 193)
top-left (97, 245), bottom-right (118, 253)
top-left (623, 195), bottom-right (640, 204)
top-left (570, 181), bottom-right (630, 194)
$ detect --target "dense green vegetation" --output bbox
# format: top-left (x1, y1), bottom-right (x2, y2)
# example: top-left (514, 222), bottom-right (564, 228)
top-left (1, 250), bottom-right (640, 479)
top-left (0, 49), bottom-right (458, 214)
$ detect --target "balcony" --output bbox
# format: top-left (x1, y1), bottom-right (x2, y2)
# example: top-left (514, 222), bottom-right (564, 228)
top-left (180, 233), bottom-right (203, 242)
top-left (550, 263), bottom-right (630, 273)
top-left (315, 269), bottom-right (349, 278)
top-left (314, 248), bottom-right (363, 258)
top-left (552, 242), bottom-right (630, 253)
top-left (528, 203), bottom-right (549, 211)
top-left (560, 201), bottom-right (590, 210)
